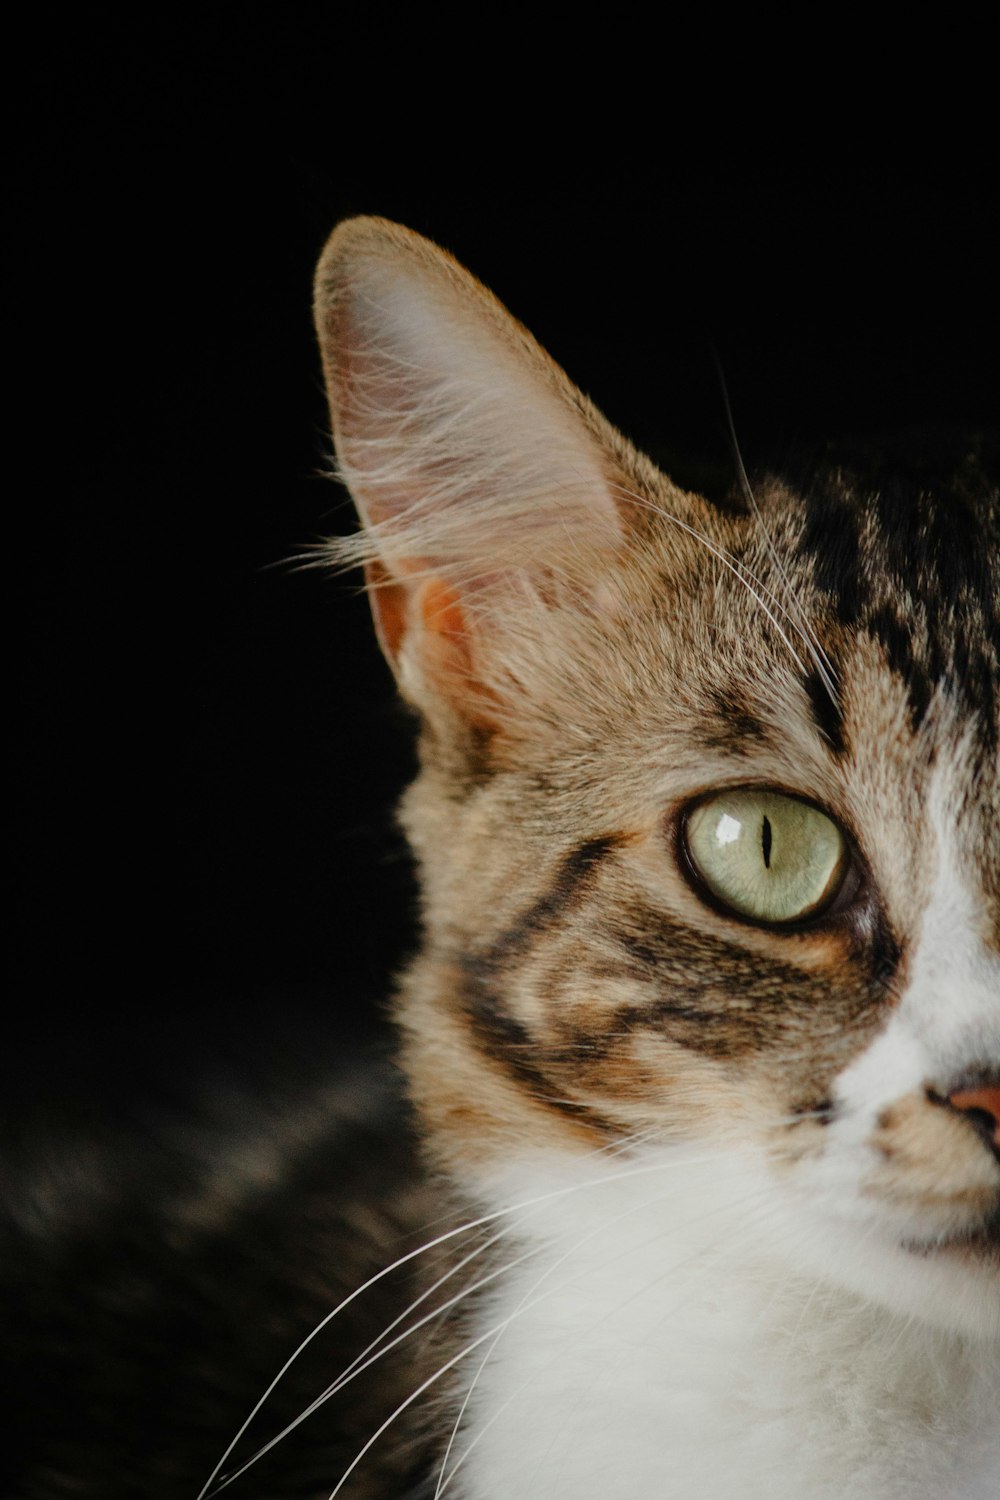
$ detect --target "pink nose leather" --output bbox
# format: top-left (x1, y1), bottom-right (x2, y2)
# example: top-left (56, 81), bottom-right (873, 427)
top-left (948, 1086), bottom-right (1000, 1148)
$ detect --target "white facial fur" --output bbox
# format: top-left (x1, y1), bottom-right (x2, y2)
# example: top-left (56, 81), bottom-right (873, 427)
top-left (448, 1138), bottom-right (1000, 1499)
top-left (801, 760), bottom-right (1000, 1313)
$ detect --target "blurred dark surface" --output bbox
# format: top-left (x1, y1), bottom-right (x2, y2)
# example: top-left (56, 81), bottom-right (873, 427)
top-left (10, 16), bottom-right (998, 1122)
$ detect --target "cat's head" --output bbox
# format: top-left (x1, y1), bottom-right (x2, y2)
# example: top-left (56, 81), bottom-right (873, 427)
top-left (314, 218), bottom-right (999, 1336)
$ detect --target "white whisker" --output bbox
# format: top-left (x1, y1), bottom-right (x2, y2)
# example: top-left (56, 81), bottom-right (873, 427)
top-left (201, 1141), bottom-right (726, 1498)
top-left (608, 481), bottom-right (815, 681)
top-left (325, 1312), bottom-right (548, 1500)
top-left (713, 371), bottom-right (839, 705)
top-left (206, 1234), bottom-right (548, 1496)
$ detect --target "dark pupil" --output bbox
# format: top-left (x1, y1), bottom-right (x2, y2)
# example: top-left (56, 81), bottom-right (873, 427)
top-left (761, 815), bottom-right (773, 870)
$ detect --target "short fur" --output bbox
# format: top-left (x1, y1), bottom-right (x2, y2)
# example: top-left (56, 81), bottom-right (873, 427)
top-left (311, 219), bottom-right (1000, 1499)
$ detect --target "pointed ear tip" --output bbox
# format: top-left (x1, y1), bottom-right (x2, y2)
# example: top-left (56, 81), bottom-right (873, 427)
top-left (315, 216), bottom-right (387, 313)
top-left (314, 216), bottom-right (434, 307)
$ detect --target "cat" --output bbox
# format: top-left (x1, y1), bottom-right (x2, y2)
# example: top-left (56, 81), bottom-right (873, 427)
top-left (302, 218), bottom-right (1000, 1499)
top-left (5, 219), bottom-right (997, 1500)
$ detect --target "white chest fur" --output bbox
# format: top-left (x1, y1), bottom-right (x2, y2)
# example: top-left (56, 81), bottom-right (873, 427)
top-left (440, 1150), bottom-right (1000, 1500)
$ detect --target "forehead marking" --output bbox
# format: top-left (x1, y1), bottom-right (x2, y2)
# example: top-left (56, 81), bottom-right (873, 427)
top-left (800, 466), bottom-right (999, 751)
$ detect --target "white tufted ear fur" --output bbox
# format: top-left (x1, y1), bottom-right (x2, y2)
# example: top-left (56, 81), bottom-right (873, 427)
top-left (313, 217), bottom-right (629, 719)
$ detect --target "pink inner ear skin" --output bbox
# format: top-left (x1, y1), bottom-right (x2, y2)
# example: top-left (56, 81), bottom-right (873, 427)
top-left (413, 575), bottom-right (500, 727)
top-left (365, 561), bottom-right (469, 671)
top-left (366, 559), bottom-right (497, 729)
top-left (363, 559), bottom-right (408, 663)
top-left (416, 577), bottom-right (467, 646)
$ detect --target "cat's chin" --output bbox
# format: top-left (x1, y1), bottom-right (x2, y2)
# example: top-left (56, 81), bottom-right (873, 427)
top-left (798, 1210), bottom-right (1000, 1340)
top-left (477, 1142), bottom-right (1000, 1347)
top-left (902, 1217), bottom-right (1000, 1274)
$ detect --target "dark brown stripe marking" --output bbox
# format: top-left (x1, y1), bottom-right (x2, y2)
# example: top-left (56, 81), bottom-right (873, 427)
top-left (703, 685), bottom-right (771, 750)
top-left (476, 835), bottom-right (624, 968)
top-left (803, 661), bottom-right (846, 755)
top-left (458, 835), bottom-right (625, 1129)
top-left (610, 905), bottom-right (897, 1060)
top-left (800, 449), bottom-right (999, 753)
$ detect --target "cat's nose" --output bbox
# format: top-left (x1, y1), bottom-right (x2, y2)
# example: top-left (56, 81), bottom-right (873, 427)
top-left (947, 1079), bottom-right (1000, 1159)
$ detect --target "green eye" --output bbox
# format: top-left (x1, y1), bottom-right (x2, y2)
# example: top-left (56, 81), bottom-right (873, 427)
top-left (683, 789), bottom-right (848, 925)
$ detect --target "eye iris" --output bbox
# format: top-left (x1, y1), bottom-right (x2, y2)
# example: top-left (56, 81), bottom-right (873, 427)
top-left (685, 791), bottom-right (846, 924)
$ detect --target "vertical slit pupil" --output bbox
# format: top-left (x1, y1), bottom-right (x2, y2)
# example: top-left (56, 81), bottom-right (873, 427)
top-left (761, 815), bottom-right (773, 869)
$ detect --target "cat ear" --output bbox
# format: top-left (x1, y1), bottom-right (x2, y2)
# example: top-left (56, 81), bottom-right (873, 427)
top-left (313, 217), bottom-right (632, 723)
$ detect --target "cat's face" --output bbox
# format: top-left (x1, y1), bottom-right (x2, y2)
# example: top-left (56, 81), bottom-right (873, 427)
top-left (314, 219), bottom-right (999, 1338)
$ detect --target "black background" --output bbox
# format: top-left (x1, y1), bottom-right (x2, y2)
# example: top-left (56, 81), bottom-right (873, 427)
top-left (10, 17), bottom-right (998, 1123)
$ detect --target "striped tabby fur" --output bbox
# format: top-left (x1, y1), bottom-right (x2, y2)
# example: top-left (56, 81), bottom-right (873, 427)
top-left (310, 219), bottom-right (1000, 1498)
